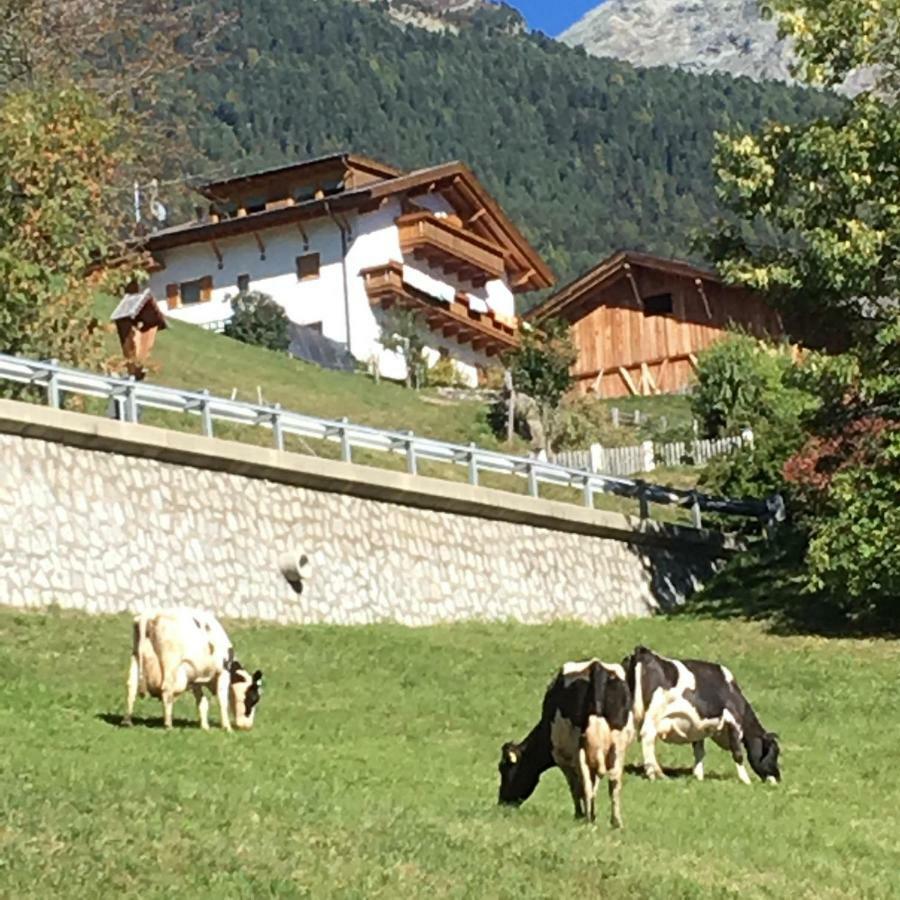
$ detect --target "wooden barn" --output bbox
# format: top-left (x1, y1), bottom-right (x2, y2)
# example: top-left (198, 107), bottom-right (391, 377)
top-left (528, 251), bottom-right (784, 398)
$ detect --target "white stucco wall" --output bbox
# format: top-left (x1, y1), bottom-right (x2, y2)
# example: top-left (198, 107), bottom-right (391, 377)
top-left (148, 198), bottom-right (517, 386)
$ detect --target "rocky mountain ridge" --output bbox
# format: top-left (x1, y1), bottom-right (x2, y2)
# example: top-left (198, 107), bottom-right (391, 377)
top-left (355, 0), bottom-right (524, 34)
top-left (560, 0), bottom-right (869, 94)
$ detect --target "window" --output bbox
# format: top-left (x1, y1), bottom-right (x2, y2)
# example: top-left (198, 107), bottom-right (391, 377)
top-left (643, 292), bottom-right (674, 316)
top-left (237, 273), bottom-right (250, 294)
top-left (179, 276), bottom-right (212, 305)
top-left (296, 253), bottom-right (320, 281)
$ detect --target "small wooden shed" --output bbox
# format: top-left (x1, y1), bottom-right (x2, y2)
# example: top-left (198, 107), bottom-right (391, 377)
top-left (528, 251), bottom-right (783, 398)
top-left (110, 289), bottom-right (167, 375)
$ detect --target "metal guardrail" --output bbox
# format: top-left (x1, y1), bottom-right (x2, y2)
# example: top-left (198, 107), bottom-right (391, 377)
top-left (0, 353), bottom-right (785, 532)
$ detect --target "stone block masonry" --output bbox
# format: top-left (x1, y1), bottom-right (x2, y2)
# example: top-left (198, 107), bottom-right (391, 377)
top-left (0, 399), bottom-right (728, 626)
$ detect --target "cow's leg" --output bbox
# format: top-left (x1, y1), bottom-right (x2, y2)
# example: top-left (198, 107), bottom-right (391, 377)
top-left (721, 724), bottom-right (751, 785)
top-left (160, 686), bottom-right (175, 730)
top-left (123, 654), bottom-right (139, 726)
top-left (577, 749), bottom-right (595, 823)
top-left (192, 685), bottom-right (210, 731)
top-left (562, 767), bottom-right (585, 818)
top-left (640, 722), bottom-right (666, 781)
top-left (606, 742), bottom-right (624, 829)
top-left (160, 664), bottom-right (188, 731)
top-left (216, 671), bottom-right (233, 732)
top-left (638, 692), bottom-right (669, 780)
top-left (692, 740), bottom-right (705, 781)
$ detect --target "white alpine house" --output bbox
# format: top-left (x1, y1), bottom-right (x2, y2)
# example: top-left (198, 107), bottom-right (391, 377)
top-left (143, 153), bottom-right (553, 385)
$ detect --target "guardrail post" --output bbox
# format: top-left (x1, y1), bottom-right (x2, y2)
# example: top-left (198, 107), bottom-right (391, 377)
top-left (406, 431), bottom-right (417, 476)
top-left (582, 477), bottom-right (593, 508)
top-left (200, 390), bottom-right (213, 438)
top-left (690, 493), bottom-right (702, 529)
top-left (339, 417), bottom-right (351, 463)
top-left (637, 482), bottom-right (650, 520)
top-left (46, 359), bottom-right (60, 409)
top-left (526, 462), bottom-right (538, 498)
top-left (763, 493), bottom-right (786, 540)
top-left (124, 377), bottom-right (138, 423)
top-left (271, 404), bottom-right (284, 451)
top-left (467, 443), bottom-right (478, 486)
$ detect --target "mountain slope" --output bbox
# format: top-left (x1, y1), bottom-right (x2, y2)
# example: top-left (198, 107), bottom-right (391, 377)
top-left (561, 0), bottom-right (794, 84)
top-left (560, 0), bottom-right (870, 94)
top-left (170, 0), bottom-right (838, 296)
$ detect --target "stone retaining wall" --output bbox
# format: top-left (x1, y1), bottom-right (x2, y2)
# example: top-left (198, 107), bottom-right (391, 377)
top-left (0, 400), bottom-right (726, 625)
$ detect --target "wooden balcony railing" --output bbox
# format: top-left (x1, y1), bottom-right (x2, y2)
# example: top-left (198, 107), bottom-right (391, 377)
top-left (361, 262), bottom-right (518, 357)
top-left (396, 212), bottom-right (507, 287)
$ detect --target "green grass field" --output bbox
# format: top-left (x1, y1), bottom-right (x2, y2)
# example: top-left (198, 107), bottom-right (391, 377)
top-left (2, 607), bottom-right (897, 899)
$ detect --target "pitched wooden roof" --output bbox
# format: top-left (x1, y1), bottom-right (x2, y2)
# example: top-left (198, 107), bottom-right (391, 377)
top-left (528, 250), bottom-right (725, 322)
top-left (197, 152), bottom-right (403, 200)
top-left (147, 156), bottom-right (554, 293)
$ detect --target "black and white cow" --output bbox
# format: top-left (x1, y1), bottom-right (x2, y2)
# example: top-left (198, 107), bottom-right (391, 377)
top-left (623, 646), bottom-right (780, 785)
top-left (123, 607), bottom-right (264, 731)
top-left (498, 659), bottom-right (635, 828)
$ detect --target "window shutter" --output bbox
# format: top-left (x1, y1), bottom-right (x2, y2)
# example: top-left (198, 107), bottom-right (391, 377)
top-left (296, 253), bottom-right (320, 281)
top-left (165, 283), bottom-right (180, 309)
top-left (200, 275), bottom-right (213, 302)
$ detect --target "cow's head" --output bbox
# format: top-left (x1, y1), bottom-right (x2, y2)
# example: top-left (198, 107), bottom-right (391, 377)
top-left (229, 660), bottom-right (264, 731)
top-left (747, 731), bottom-right (781, 783)
top-left (497, 740), bottom-right (538, 806)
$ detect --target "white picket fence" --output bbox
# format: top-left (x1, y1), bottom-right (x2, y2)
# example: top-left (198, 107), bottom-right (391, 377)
top-left (552, 431), bottom-right (752, 477)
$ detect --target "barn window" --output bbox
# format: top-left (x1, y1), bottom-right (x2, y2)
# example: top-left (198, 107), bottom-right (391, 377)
top-left (643, 293), bottom-right (674, 316)
top-left (296, 253), bottom-right (320, 281)
top-left (237, 273), bottom-right (250, 294)
top-left (180, 276), bottom-right (213, 305)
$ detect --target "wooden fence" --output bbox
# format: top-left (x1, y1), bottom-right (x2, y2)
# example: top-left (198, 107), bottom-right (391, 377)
top-left (552, 431), bottom-right (751, 477)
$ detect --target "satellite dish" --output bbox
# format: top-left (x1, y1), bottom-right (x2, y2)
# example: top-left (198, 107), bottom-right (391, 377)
top-left (150, 199), bottom-right (167, 224)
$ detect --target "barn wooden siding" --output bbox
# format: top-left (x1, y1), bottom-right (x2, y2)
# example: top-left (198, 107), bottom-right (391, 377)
top-left (563, 266), bottom-right (782, 398)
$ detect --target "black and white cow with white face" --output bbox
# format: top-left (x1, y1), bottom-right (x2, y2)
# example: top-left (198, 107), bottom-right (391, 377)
top-left (623, 646), bottom-right (780, 785)
top-left (498, 659), bottom-right (635, 828)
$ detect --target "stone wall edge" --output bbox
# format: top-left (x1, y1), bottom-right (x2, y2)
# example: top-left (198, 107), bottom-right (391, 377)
top-left (0, 398), bottom-right (733, 557)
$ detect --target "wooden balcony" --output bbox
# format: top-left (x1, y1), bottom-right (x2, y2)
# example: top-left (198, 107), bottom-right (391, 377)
top-left (361, 262), bottom-right (518, 357)
top-left (396, 212), bottom-right (507, 288)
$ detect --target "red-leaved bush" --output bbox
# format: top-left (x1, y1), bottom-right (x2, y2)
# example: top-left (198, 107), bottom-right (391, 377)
top-left (784, 416), bottom-right (899, 499)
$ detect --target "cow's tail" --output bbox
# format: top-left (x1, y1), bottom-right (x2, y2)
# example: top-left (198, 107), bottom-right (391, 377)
top-left (590, 661), bottom-right (631, 731)
top-left (132, 614), bottom-right (150, 696)
top-left (590, 661), bottom-right (609, 720)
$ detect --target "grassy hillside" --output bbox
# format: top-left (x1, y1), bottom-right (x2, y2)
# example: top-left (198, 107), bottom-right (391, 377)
top-left (136, 316), bottom-right (500, 449)
top-left (2, 607), bottom-right (898, 897)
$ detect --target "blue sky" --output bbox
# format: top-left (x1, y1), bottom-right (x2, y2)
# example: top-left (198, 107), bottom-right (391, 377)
top-left (503, 0), bottom-right (599, 36)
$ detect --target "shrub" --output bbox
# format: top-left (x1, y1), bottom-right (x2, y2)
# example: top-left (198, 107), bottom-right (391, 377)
top-left (691, 333), bottom-right (810, 437)
top-left (505, 318), bottom-right (576, 410)
top-left (426, 355), bottom-right (468, 388)
top-left (379, 308), bottom-right (427, 389)
top-left (224, 291), bottom-right (290, 352)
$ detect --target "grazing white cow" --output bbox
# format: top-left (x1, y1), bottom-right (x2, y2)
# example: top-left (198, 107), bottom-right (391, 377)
top-left (623, 645), bottom-right (780, 784)
top-left (498, 659), bottom-right (635, 828)
top-left (123, 607), bottom-right (263, 731)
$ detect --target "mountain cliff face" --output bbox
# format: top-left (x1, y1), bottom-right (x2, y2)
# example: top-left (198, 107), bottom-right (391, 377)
top-left (560, 0), bottom-right (872, 94)
top-left (356, 0), bottom-right (525, 33)
top-left (561, 0), bottom-right (797, 84)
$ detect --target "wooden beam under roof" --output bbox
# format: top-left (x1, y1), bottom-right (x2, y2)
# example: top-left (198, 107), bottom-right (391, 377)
top-left (513, 268), bottom-right (536, 288)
